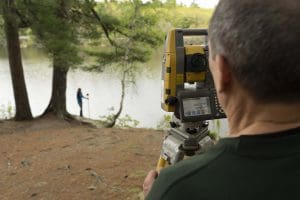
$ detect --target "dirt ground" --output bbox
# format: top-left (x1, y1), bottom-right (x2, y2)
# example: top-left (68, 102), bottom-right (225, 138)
top-left (0, 116), bottom-right (164, 200)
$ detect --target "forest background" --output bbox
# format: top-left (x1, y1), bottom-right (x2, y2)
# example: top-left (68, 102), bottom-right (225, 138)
top-left (0, 1), bottom-right (227, 199)
top-left (0, 0), bottom-right (217, 129)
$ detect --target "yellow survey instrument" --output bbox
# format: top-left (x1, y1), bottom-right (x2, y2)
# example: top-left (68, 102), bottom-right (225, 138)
top-left (157, 29), bottom-right (226, 168)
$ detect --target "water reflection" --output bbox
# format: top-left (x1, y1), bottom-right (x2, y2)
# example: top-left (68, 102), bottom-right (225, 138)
top-left (0, 47), bottom-right (228, 136)
top-left (0, 47), bottom-right (165, 127)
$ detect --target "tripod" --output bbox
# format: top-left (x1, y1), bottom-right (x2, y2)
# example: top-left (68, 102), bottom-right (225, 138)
top-left (157, 116), bottom-right (214, 170)
top-left (86, 93), bottom-right (90, 118)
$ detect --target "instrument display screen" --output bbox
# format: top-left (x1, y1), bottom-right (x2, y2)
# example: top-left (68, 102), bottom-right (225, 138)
top-left (182, 97), bottom-right (212, 117)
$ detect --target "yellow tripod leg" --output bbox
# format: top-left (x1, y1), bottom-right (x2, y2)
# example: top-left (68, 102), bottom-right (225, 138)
top-left (156, 156), bottom-right (167, 172)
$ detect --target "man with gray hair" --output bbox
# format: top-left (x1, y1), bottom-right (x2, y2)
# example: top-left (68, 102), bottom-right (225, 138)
top-left (143, 0), bottom-right (300, 199)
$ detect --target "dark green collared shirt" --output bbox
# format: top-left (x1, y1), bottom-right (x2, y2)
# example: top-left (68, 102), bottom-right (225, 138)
top-left (146, 127), bottom-right (300, 200)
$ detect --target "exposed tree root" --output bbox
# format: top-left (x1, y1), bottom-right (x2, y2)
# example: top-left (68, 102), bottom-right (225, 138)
top-left (38, 112), bottom-right (96, 128)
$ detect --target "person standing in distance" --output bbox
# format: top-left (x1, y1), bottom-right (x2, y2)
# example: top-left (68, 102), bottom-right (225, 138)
top-left (77, 88), bottom-right (88, 117)
top-left (143, 0), bottom-right (300, 199)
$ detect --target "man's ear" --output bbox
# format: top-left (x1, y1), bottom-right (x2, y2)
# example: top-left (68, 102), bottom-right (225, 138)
top-left (214, 55), bottom-right (232, 93)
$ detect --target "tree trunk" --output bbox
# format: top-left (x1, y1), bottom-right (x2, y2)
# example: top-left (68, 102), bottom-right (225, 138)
top-left (2, 0), bottom-right (33, 120)
top-left (106, 71), bottom-right (126, 128)
top-left (43, 57), bottom-right (72, 119)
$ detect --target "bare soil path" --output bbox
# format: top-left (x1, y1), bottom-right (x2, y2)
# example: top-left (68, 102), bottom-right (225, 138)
top-left (0, 116), bottom-right (164, 200)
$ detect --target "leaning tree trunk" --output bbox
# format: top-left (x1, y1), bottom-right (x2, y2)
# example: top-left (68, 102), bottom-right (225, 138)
top-left (2, 0), bottom-right (33, 120)
top-left (43, 57), bottom-right (72, 119)
top-left (106, 71), bottom-right (126, 128)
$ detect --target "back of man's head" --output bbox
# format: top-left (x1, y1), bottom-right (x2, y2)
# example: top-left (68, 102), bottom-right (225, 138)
top-left (209, 0), bottom-right (300, 103)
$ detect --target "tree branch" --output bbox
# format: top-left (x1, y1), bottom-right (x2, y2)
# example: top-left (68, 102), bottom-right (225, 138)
top-left (15, 9), bottom-right (31, 28)
top-left (90, 7), bottom-right (115, 46)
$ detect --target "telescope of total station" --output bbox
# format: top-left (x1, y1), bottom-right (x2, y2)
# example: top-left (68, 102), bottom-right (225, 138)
top-left (157, 28), bottom-right (226, 170)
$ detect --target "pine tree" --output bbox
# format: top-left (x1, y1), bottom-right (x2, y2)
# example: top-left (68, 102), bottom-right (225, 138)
top-left (1, 0), bottom-right (33, 120)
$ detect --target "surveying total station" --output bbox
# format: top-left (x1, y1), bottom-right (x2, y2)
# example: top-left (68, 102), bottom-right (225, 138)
top-left (157, 28), bottom-right (226, 170)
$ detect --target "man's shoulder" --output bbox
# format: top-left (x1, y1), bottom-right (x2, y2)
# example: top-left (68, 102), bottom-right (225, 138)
top-left (147, 142), bottom-right (228, 200)
top-left (147, 128), bottom-right (300, 200)
top-left (163, 143), bottom-right (225, 179)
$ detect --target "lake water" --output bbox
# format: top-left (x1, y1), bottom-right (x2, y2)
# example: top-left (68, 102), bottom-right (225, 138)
top-left (0, 47), bottom-right (228, 135)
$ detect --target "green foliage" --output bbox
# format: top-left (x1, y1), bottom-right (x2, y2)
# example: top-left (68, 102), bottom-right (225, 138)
top-left (0, 15), bottom-right (5, 47)
top-left (209, 119), bottom-right (221, 140)
top-left (99, 107), bottom-right (139, 128)
top-left (208, 131), bottom-right (218, 141)
top-left (118, 114), bottom-right (139, 128)
top-left (214, 119), bottom-right (221, 133)
top-left (0, 102), bottom-right (15, 119)
top-left (173, 16), bottom-right (197, 28)
top-left (7, 1), bottom-right (212, 71)
top-left (17, 0), bottom-right (96, 68)
top-left (85, 2), bottom-right (213, 74)
top-left (86, 1), bottom-right (164, 69)
top-left (85, 0), bottom-right (165, 102)
top-left (153, 5), bottom-right (212, 31)
top-left (156, 115), bottom-right (171, 130)
top-left (165, 0), bottom-right (177, 7)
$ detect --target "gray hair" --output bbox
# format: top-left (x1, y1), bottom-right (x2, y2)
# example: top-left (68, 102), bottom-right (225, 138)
top-left (209, 0), bottom-right (300, 103)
